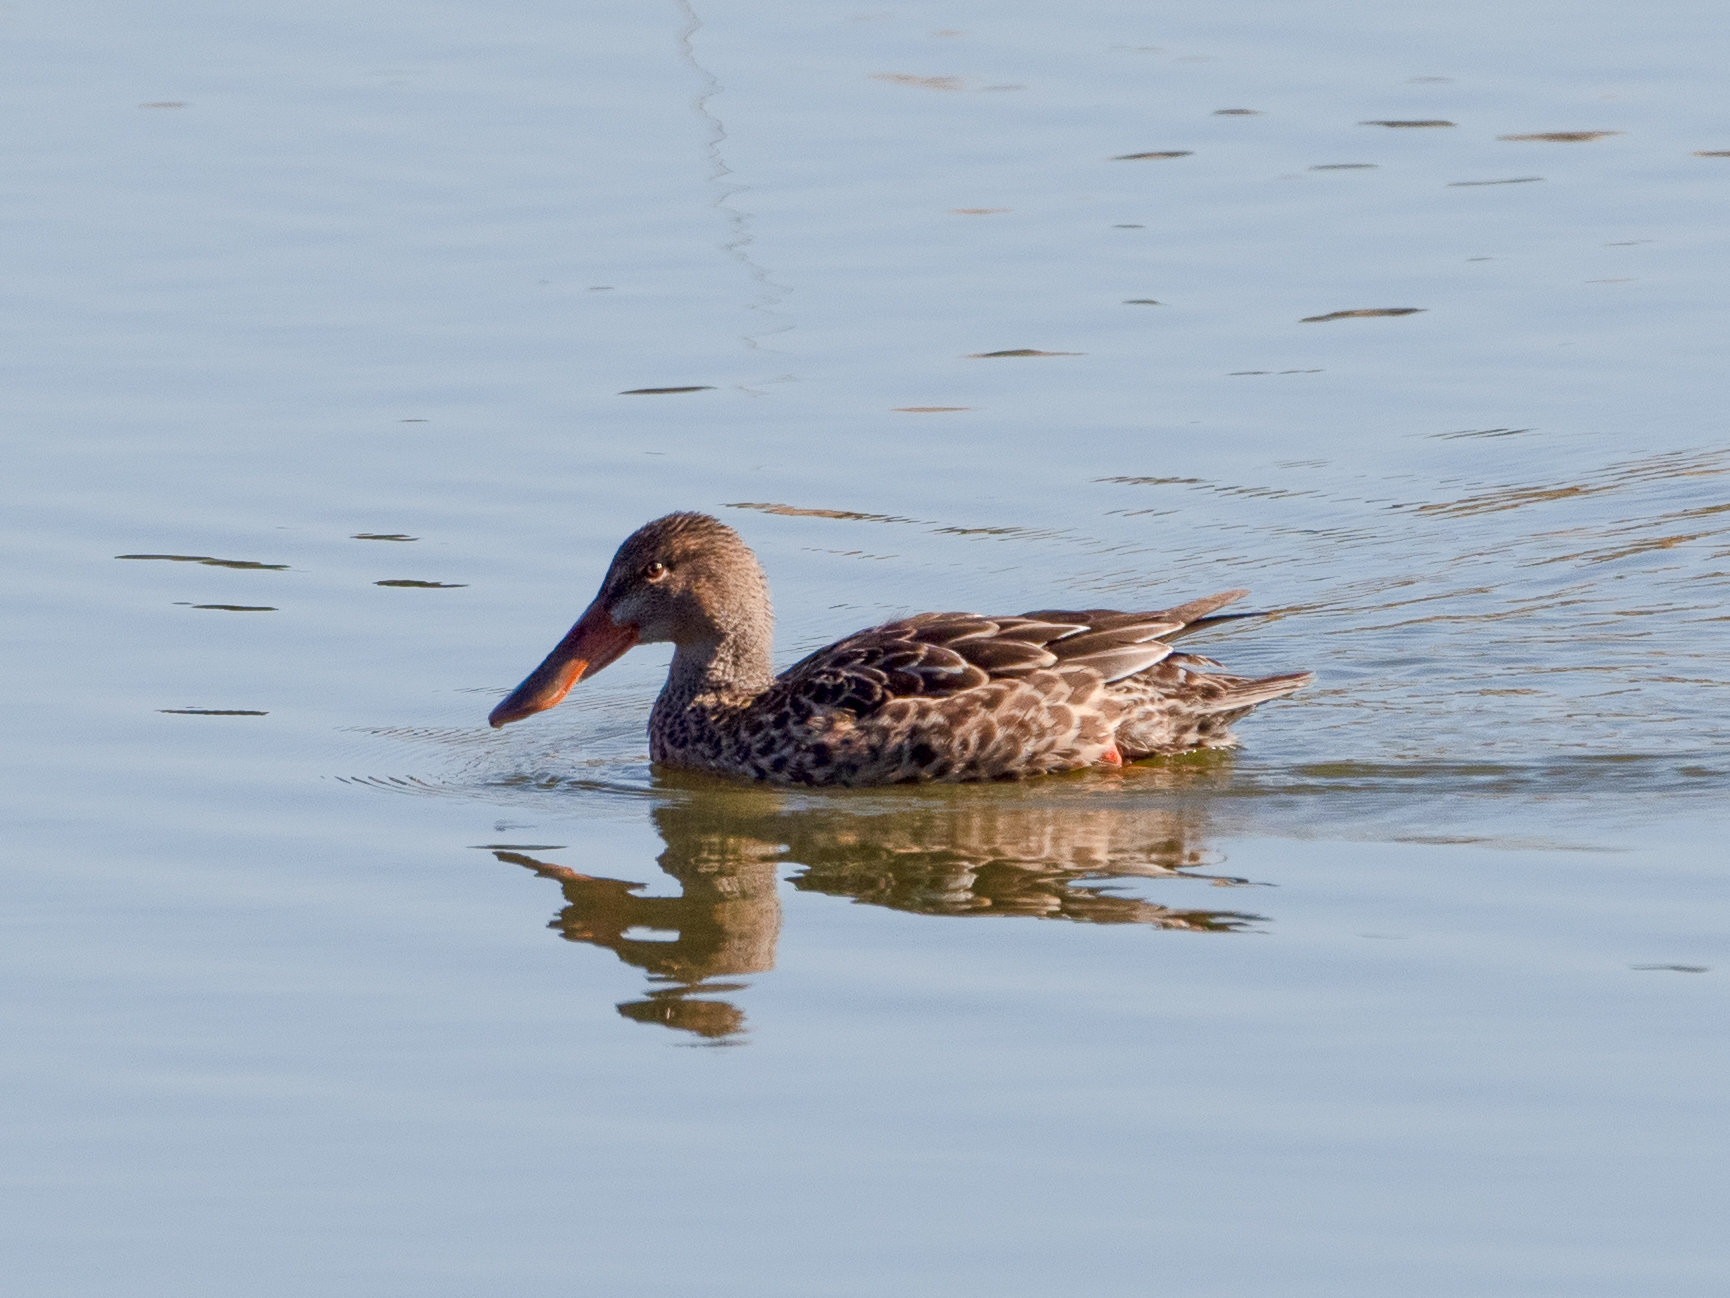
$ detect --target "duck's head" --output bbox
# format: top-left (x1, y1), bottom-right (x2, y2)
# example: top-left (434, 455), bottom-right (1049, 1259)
top-left (488, 512), bottom-right (771, 728)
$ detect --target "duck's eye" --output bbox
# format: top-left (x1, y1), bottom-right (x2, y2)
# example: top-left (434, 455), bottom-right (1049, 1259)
top-left (643, 561), bottom-right (669, 581)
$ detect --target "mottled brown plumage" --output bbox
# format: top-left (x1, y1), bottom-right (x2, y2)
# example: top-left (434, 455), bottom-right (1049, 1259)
top-left (488, 512), bottom-right (1311, 786)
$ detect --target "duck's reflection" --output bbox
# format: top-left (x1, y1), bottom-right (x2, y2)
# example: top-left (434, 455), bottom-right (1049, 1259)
top-left (496, 767), bottom-right (1264, 1041)
top-left (496, 816), bottom-right (782, 1040)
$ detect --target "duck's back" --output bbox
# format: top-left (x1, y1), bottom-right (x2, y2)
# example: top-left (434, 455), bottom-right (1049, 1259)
top-left (654, 594), bottom-right (1310, 786)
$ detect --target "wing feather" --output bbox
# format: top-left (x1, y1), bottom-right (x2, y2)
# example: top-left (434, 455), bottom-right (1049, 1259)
top-left (773, 593), bottom-right (1289, 722)
top-left (1062, 643), bottom-right (1177, 683)
top-left (1042, 622), bottom-right (1184, 657)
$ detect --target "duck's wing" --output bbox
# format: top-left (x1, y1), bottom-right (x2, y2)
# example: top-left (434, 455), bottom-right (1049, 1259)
top-left (774, 594), bottom-right (1252, 719)
top-left (1019, 588), bottom-right (1254, 642)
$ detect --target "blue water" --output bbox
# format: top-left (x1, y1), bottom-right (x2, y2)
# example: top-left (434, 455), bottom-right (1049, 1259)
top-left (4, 1), bottom-right (1727, 1293)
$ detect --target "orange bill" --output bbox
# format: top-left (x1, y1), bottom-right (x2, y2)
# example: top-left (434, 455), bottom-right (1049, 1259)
top-left (488, 600), bottom-right (638, 728)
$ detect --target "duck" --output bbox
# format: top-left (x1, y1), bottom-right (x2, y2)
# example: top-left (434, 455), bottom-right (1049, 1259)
top-left (488, 512), bottom-right (1311, 786)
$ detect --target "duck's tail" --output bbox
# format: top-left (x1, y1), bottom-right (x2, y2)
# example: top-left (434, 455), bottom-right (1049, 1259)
top-left (1110, 664), bottom-right (1314, 758)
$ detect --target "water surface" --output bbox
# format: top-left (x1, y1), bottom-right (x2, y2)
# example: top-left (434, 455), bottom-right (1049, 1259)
top-left (4, 1), bottom-right (1727, 1294)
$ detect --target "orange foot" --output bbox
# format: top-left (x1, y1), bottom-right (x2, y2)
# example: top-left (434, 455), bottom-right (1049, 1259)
top-left (1098, 745), bottom-right (1124, 767)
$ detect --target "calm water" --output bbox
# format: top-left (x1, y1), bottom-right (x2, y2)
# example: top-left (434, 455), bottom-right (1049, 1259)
top-left (4, 0), bottom-right (1728, 1293)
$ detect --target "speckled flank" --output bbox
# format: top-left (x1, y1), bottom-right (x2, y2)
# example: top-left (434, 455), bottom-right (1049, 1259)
top-left (498, 514), bottom-right (1311, 787)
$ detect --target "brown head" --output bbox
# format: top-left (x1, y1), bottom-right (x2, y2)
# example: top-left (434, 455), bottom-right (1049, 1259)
top-left (488, 513), bottom-right (773, 728)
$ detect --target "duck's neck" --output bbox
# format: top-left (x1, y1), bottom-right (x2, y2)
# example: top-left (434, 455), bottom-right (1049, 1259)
top-left (663, 627), bottom-right (775, 711)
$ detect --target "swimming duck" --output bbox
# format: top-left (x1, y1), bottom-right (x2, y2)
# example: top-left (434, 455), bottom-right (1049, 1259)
top-left (488, 512), bottom-right (1311, 786)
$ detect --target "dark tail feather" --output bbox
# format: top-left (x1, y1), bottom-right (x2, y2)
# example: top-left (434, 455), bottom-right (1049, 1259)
top-left (1154, 589), bottom-right (1248, 625)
